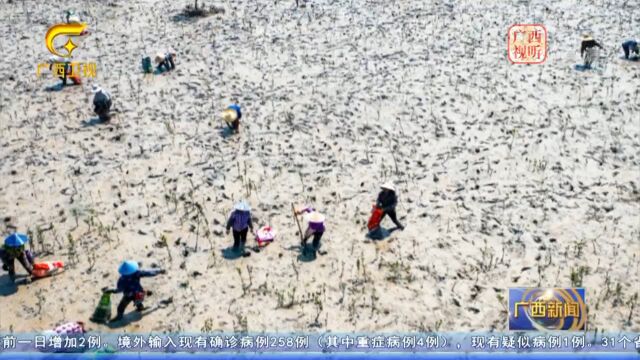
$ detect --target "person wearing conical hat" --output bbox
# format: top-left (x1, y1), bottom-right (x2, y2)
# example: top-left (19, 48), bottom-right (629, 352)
top-left (621, 39), bottom-right (639, 60)
top-left (0, 233), bottom-right (35, 284)
top-left (295, 206), bottom-right (326, 253)
top-left (155, 51), bottom-right (176, 72)
top-left (376, 182), bottom-right (404, 230)
top-left (92, 84), bottom-right (112, 122)
top-left (102, 260), bottom-right (165, 322)
top-left (64, 10), bottom-right (83, 25)
top-left (226, 201), bottom-right (254, 253)
top-left (580, 34), bottom-right (603, 69)
top-left (222, 103), bottom-right (242, 133)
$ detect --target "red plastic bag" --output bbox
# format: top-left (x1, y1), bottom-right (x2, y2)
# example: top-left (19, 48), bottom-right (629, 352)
top-left (256, 226), bottom-right (276, 247)
top-left (368, 206), bottom-right (383, 231)
top-left (134, 291), bottom-right (145, 302)
top-left (32, 261), bottom-right (64, 278)
top-left (70, 75), bottom-right (82, 85)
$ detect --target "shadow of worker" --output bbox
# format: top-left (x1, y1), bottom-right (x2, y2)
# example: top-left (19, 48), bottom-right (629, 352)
top-left (297, 244), bottom-right (321, 263)
top-left (0, 274), bottom-right (18, 296)
top-left (44, 83), bottom-right (66, 92)
top-left (222, 247), bottom-right (250, 260)
top-left (366, 227), bottom-right (399, 241)
top-left (219, 125), bottom-right (236, 139)
top-left (106, 305), bottom-right (161, 329)
top-left (81, 117), bottom-right (110, 127)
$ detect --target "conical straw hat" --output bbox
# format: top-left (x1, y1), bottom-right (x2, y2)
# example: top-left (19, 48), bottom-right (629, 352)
top-left (154, 53), bottom-right (165, 64)
top-left (380, 182), bottom-right (396, 191)
top-left (234, 201), bottom-right (251, 212)
top-left (306, 212), bottom-right (325, 223)
top-left (222, 108), bottom-right (238, 123)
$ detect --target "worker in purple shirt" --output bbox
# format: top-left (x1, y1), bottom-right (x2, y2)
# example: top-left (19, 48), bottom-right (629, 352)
top-left (295, 206), bottom-right (326, 253)
top-left (226, 201), bottom-right (254, 252)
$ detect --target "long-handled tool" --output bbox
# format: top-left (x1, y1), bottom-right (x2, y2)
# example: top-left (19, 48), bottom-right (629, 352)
top-left (291, 203), bottom-right (305, 248)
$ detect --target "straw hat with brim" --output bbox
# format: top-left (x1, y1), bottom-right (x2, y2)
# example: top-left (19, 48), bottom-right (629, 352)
top-left (380, 182), bottom-right (396, 192)
top-left (118, 260), bottom-right (139, 276)
top-left (49, 55), bottom-right (64, 63)
top-left (222, 108), bottom-right (238, 123)
top-left (582, 34), bottom-right (593, 41)
top-left (306, 212), bottom-right (325, 223)
top-left (154, 53), bottom-right (165, 64)
top-left (294, 205), bottom-right (308, 213)
top-left (4, 233), bottom-right (29, 247)
top-left (91, 85), bottom-right (102, 93)
top-left (234, 201), bottom-right (251, 212)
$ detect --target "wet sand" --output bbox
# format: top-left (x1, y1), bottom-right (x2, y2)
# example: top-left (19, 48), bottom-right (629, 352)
top-left (0, 0), bottom-right (638, 333)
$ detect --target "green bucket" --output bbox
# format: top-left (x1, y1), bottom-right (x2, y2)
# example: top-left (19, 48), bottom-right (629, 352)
top-left (142, 56), bottom-right (153, 74)
top-left (90, 293), bottom-right (112, 324)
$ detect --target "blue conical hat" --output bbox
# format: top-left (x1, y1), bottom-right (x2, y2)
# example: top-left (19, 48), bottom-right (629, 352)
top-left (118, 260), bottom-right (139, 276)
top-left (4, 233), bottom-right (29, 247)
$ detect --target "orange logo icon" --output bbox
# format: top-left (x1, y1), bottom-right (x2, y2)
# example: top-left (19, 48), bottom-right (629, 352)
top-left (45, 23), bottom-right (88, 58)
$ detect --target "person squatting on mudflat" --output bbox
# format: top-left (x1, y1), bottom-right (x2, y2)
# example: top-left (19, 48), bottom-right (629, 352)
top-left (0, 233), bottom-right (34, 284)
top-left (222, 104), bottom-right (242, 133)
top-left (103, 261), bottom-right (165, 322)
top-left (49, 56), bottom-right (70, 86)
top-left (295, 206), bottom-right (326, 253)
top-left (92, 84), bottom-right (112, 122)
top-left (155, 52), bottom-right (176, 72)
top-left (580, 34), bottom-right (603, 69)
top-left (48, 56), bottom-right (82, 87)
top-left (621, 39), bottom-right (639, 60)
top-left (376, 182), bottom-right (404, 230)
top-left (226, 201), bottom-right (254, 253)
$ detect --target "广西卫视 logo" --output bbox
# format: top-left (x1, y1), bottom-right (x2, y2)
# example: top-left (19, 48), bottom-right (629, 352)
top-left (37, 23), bottom-right (97, 78)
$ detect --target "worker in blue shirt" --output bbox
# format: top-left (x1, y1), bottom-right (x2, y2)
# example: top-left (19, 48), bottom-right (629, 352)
top-left (103, 261), bottom-right (165, 322)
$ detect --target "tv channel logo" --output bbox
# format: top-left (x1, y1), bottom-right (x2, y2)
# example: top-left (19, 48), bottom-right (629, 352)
top-left (507, 24), bottom-right (547, 64)
top-left (509, 288), bottom-right (586, 331)
top-left (45, 23), bottom-right (87, 58)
